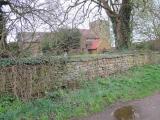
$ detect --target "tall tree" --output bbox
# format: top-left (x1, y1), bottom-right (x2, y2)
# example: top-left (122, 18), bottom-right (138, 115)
top-left (0, 0), bottom-right (9, 51)
top-left (63, 0), bottom-right (148, 49)
top-left (133, 0), bottom-right (160, 41)
top-left (0, 0), bottom-right (61, 57)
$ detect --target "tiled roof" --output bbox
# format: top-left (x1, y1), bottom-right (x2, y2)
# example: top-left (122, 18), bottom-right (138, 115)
top-left (17, 32), bottom-right (51, 43)
top-left (17, 29), bottom-right (99, 43)
top-left (79, 29), bottom-right (99, 39)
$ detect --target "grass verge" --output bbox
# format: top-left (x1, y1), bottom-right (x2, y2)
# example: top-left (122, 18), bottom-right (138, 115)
top-left (1, 64), bottom-right (160, 120)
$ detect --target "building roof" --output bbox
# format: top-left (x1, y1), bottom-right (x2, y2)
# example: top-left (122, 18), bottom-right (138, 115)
top-left (17, 32), bottom-right (51, 43)
top-left (79, 29), bottom-right (99, 39)
top-left (18, 29), bottom-right (99, 43)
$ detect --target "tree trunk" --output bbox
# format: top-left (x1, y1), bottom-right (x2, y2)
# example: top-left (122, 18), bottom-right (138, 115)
top-left (0, 6), bottom-right (7, 51)
top-left (107, 0), bottom-right (132, 49)
top-left (111, 15), bottom-right (131, 49)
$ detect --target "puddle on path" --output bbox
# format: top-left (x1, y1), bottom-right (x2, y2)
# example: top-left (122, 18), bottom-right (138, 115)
top-left (114, 106), bottom-right (136, 120)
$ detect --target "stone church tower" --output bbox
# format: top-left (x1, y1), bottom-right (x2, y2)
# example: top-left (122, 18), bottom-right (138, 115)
top-left (89, 20), bottom-right (111, 51)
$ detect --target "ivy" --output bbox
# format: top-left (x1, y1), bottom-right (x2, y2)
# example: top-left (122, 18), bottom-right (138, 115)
top-left (0, 56), bottom-right (67, 68)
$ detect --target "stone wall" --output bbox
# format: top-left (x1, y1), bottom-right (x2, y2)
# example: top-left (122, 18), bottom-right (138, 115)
top-left (65, 52), bottom-right (160, 81)
top-left (0, 52), bottom-right (160, 100)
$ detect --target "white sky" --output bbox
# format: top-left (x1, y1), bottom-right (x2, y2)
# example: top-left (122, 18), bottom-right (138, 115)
top-left (7, 0), bottom-right (109, 42)
top-left (6, 0), bottom-right (158, 43)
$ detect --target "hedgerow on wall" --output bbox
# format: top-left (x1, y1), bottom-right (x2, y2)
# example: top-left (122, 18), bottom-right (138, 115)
top-left (0, 56), bottom-right (69, 101)
top-left (0, 52), bottom-right (159, 100)
top-left (0, 51), bottom-right (154, 68)
top-left (0, 56), bottom-right (68, 68)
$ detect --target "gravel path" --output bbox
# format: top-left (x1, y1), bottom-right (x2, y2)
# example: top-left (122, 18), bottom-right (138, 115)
top-left (73, 93), bottom-right (160, 120)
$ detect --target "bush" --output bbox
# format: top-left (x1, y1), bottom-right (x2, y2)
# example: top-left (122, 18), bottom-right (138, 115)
top-left (132, 41), bottom-right (152, 50)
top-left (0, 55), bottom-right (67, 68)
top-left (41, 27), bottom-right (81, 55)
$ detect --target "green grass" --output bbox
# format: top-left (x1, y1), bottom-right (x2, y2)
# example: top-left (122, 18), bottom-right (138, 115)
top-left (1, 64), bottom-right (160, 120)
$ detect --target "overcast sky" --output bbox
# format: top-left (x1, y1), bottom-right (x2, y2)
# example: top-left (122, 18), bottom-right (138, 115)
top-left (6, 0), bottom-right (109, 42)
top-left (6, 0), bottom-right (159, 43)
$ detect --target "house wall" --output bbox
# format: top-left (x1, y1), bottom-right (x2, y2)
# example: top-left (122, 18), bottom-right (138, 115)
top-left (80, 36), bottom-right (88, 52)
top-left (17, 20), bottom-right (111, 55)
top-left (18, 42), bottom-right (42, 56)
top-left (17, 32), bottom-right (51, 56)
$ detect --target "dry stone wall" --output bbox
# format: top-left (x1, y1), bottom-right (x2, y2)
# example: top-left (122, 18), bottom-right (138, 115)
top-left (0, 52), bottom-right (160, 100)
top-left (65, 52), bottom-right (158, 81)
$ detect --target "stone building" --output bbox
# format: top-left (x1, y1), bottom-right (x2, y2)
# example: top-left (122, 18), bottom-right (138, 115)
top-left (17, 20), bottom-right (111, 56)
top-left (81, 20), bottom-right (111, 53)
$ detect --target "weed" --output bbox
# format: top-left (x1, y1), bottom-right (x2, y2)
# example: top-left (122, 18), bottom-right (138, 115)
top-left (1, 64), bottom-right (160, 120)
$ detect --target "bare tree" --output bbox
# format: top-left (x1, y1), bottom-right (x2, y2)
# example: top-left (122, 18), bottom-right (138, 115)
top-left (62, 0), bottom-right (148, 49)
top-left (0, 0), bottom-right (9, 51)
top-left (133, 0), bottom-right (160, 41)
top-left (0, 0), bottom-right (62, 57)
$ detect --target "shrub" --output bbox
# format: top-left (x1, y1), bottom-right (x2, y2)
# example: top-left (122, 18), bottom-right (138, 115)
top-left (41, 27), bottom-right (81, 55)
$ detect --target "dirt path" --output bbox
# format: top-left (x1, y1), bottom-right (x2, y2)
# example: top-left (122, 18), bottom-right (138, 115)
top-left (73, 93), bottom-right (160, 120)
